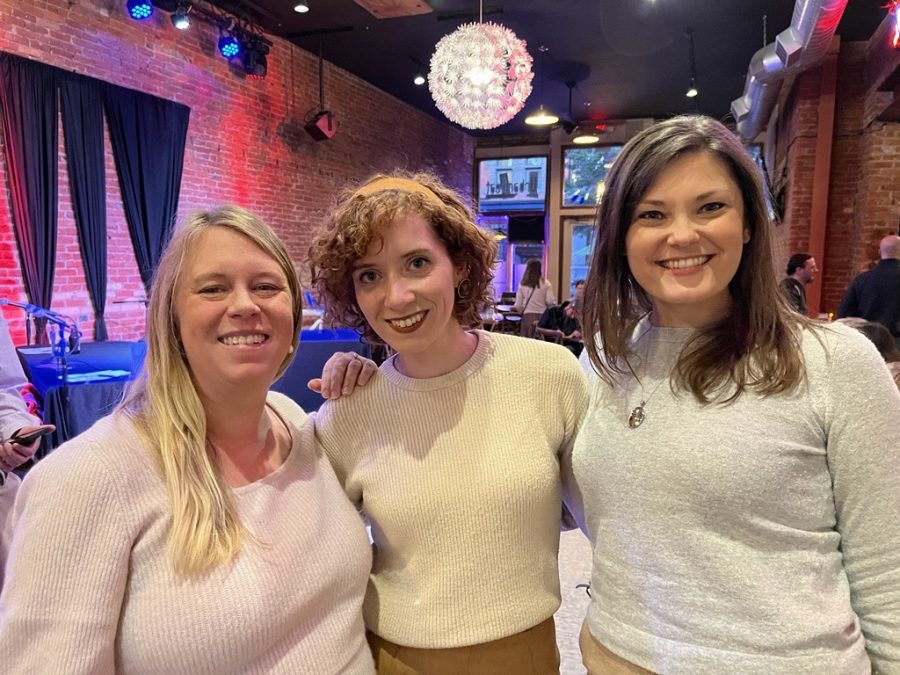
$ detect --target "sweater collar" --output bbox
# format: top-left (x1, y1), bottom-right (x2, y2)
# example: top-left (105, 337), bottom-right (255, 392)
top-left (380, 330), bottom-right (492, 391)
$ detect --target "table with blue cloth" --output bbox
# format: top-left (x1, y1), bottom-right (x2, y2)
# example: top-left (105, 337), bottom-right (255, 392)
top-left (18, 329), bottom-right (368, 456)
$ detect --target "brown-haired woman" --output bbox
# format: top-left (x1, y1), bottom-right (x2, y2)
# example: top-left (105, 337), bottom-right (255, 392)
top-left (571, 115), bottom-right (900, 673)
top-left (514, 258), bottom-right (556, 337)
top-left (309, 173), bottom-right (588, 674)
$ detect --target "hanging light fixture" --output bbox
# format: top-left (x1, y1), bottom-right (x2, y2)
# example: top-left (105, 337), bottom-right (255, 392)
top-left (171, 3), bottom-right (191, 30)
top-left (524, 46), bottom-right (559, 126)
top-left (410, 56), bottom-right (427, 86)
top-left (685, 27), bottom-right (699, 98)
top-left (428, 0), bottom-right (533, 130)
top-left (572, 127), bottom-right (600, 145)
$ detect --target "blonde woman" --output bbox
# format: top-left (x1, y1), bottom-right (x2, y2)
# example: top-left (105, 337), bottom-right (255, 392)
top-left (0, 206), bottom-right (374, 674)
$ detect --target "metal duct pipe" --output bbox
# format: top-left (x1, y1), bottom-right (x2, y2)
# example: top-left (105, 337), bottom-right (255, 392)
top-left (731, 0), bottom-right (848, 141)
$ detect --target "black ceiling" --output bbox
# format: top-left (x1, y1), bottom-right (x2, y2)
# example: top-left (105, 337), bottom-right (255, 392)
top-left (213, 0), bottom-right (888, 138)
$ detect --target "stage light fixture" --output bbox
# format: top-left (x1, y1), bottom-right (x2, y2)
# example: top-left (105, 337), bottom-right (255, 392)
top-left (171, 5), bottom-right (191, 30)
top-left (127, 0), bottom-right (154, 20)
top-left (218, 32), bottom-right (241, 58)
top-left (242, 38), bottom-right (270, 79)
top-left (294, 2), bottom-right (310, 12)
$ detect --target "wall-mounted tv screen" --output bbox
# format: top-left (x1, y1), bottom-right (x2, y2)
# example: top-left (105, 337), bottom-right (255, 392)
top-left (477, 156), bottom-right (548, 213)
top-left (562, 145), bottom-right (623, 207)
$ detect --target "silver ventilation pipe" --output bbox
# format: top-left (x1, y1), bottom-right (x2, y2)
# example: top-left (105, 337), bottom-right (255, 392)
top-left (731, 0), bottom-right (848, 141)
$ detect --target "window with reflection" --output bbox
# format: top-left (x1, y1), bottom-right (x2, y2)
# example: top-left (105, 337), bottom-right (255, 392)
top-left (562, 145), bottom-right (622, 207)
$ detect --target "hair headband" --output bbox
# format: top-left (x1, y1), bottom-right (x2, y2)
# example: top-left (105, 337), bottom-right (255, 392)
top-left (352, 177), bottom-right (445, 209)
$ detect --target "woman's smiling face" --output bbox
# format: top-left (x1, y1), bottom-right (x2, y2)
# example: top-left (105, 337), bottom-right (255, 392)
top-left (625, 151), bottom-right (749, 328)
top-left (352, 213), bottom-right (465, 365)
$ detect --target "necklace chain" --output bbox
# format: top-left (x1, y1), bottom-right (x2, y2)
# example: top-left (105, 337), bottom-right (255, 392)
top-left (628, 326), bottom-right (671, 429)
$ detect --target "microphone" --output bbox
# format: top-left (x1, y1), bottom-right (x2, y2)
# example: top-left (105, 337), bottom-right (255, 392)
top-left (0, 298), bottom-right (67, 325)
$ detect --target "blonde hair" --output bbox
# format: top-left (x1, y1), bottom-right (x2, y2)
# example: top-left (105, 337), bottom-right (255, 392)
top-left (308, 171), bottom-right (496, 344)
top-left (119, 205), bottom-right (302, 574)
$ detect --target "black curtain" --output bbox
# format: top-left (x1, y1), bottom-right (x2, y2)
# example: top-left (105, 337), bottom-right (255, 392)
top-left (0, 54), bottom-right (59, 344)
top-left (104, 87), bottom-right (189, 290)
top-left (60, 77), bottom-right (108, 340)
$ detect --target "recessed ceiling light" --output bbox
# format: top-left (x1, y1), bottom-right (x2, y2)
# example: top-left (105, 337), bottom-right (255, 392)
top-left (294, 2), bottom-right (310, 13)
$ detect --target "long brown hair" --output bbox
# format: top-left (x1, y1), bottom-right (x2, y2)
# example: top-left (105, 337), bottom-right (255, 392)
top-left (520, 258), bottom-right (543, 288)
top-left (582, 115), bottom-right (808, 403)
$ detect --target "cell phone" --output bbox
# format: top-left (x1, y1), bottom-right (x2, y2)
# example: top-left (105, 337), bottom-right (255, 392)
top-left (6, 425), bottom-right (54, 446)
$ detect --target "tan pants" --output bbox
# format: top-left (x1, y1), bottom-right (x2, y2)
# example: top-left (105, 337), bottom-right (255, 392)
top-left (579, 622), bottom-right (654, 675)
top-left (367, 617), bottom-right (560, 675)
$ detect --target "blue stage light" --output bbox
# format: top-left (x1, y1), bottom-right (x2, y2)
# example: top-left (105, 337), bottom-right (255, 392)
top-left (127, 0), bottom-right (154, 20)
top-left (218, 34), bottom-right (241, 58)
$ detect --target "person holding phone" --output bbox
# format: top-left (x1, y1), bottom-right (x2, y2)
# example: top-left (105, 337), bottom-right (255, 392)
top-left (0, 313), bottom-right (54, 586)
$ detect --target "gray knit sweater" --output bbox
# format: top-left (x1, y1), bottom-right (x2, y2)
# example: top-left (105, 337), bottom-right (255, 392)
top-left (572, 320), bottom-right (900, 674)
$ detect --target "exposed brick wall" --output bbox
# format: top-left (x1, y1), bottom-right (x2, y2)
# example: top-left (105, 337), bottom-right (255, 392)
top-left (0, 0), bottom-right (474, 343)
top-left (780, 17), bottom-right (900, 315)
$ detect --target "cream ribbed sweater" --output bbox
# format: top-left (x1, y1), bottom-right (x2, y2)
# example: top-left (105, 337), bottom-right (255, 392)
top-left (314, 330), bottom-right (589, 649)
top-left (0, 392), bottom-right (375, 674)
top-left (572, 320), bottom-right (900, 674)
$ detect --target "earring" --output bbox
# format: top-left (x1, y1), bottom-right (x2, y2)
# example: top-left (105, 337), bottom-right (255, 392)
top-left (455, 279), bottom-right (472, 300)
top-left (288, 344), bottom-right (295, 354)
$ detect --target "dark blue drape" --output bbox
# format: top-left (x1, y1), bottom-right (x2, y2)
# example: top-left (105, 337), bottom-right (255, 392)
top-left (60, 77), bottom-right (108, 340)
top-left (0, 53), bottom-right (59, 344)
top-left (104, 87), bottom-right (190, 290)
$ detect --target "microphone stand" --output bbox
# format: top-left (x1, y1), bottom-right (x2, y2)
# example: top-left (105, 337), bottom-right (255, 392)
top-left (0, 298), bottom-right (81, 446)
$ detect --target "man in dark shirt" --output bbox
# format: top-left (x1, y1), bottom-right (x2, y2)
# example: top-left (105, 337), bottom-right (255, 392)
top-left (778, 252), bottom-right (817, 314)
top-left (538, 301), bottom-right (583, 356)
top-left (838, 234), bottom-right (900, 346)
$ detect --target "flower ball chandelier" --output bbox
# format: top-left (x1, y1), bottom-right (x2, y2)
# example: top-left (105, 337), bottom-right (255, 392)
top-left (428, 21), bottom-right (533, 130)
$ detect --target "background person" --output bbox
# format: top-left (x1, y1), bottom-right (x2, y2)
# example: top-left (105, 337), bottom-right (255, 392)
top-left (570, 278), bottom-right (586, 313)
top-left (837, 317), bottom-right (900, 390)
top-left (514, 258), bottom-right (556, 337)
top-left (308, 173), bottom-right (588, 674)
top-left (838, 233), bottom-right (900, 347)
top-left (778, 251), bottom-right (817, 314)
top-left (0, 206), bottom-right (374, 674)
top-left (574, 115), bottom-right (900, 674)
top-left (537, 300), bottom-right (584, 356)
top-left (0, 314), bottom-right (53, 587)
